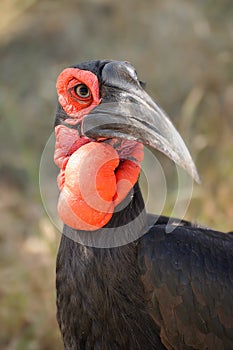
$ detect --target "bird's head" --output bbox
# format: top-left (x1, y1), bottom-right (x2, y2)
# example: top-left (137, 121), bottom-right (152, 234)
top-left (54, 60), bottom-right (199, 231)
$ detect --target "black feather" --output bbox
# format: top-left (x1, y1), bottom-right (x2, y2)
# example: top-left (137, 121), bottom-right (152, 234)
top-left (56, 183), bottom-right (233, 349)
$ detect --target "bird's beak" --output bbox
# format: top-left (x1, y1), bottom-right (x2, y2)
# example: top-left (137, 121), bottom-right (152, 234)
top-left (82, 61), bottom-right (200, 183)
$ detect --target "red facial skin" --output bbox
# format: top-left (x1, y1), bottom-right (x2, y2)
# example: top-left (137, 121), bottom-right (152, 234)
top-left (56, 67), bottom-right (101, 122)
top-left (54, 68), bottom-right (144, 231)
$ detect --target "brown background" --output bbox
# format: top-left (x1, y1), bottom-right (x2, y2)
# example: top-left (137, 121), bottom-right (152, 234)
top-left (0, 0), bottom-right (232, 349)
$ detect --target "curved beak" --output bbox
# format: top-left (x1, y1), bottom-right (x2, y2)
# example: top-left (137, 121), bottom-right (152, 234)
top-left (82, 61), bottom-right (200, 183)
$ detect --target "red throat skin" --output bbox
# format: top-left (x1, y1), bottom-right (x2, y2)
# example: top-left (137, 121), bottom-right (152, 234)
top-left (54, 124), bottom-right (143, 230)
top-left (54, 67), bottom-right (144, 231)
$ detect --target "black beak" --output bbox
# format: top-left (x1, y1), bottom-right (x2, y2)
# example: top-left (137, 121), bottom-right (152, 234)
top-left (82, 61), bottom-right (200, 183)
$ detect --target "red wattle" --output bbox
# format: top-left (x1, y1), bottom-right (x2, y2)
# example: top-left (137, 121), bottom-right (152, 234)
top-left (58, 142), bottom-right (119, 230)
top-left (54, 126), bottom-right (144, 230)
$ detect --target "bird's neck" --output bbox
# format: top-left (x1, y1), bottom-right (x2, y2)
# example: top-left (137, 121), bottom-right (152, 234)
top-left (61, 182), bottom-right (148, 247)
top-left (56, 183), bottom-right (162, 349)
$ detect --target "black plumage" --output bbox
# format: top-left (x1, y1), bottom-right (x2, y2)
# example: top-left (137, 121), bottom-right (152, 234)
top-left (139, 223), bottom-right (233, 349)
top-left (56, 184), bottom-right (233, 349)
top-left (56, 185), bottom-right (165, 350)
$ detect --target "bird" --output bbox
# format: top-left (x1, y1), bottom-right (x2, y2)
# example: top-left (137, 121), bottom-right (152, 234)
top-left (53, 60), bottom-right (233, 350)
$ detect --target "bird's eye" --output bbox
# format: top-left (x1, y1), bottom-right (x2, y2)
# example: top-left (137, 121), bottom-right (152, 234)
top-left (74, 84), bottom-right (91, 99)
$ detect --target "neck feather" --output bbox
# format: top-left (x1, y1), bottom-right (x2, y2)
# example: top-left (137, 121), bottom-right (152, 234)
top-left (62, 182), bottom-right (147, 248)
top-left (56, 183), bottom-right (164, 349)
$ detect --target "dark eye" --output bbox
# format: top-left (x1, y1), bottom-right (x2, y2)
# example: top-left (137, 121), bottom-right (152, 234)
top-left (74, 84), bottom-right (90, 98)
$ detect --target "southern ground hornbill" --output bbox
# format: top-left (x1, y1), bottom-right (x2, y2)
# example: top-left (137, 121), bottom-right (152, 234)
top-left (53, 60), bottom-right (233, 349)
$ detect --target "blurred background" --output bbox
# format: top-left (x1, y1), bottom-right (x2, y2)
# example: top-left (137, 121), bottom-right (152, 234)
top-left (0, 0), bottom-right (232, 348)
